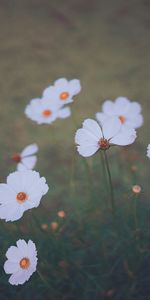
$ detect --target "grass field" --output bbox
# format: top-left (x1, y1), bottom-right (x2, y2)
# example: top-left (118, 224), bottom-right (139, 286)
top-left (0, 0), bottom-right (150, 299)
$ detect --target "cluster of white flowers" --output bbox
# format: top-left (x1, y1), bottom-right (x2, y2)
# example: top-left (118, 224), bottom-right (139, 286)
top-left (1, 80), bottom-right (149, 287)
top-left (2, 77), bottom-right (81, 286)
top-left (25, 78), bottom-right (81, 124)
top-left (75, 96), bottom-right (149, 158)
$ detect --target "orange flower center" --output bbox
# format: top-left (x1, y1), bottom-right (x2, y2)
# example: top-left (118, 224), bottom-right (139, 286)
top-left (20, 257), bottom-right (30, 269)
top-left (60, 91), bottom-right (69, 101)
top-left (98, 138), bottom-right (110, 150)
top-left (42, 110), bottom-right (52, 117)
top-left (12, 153), bottom-right (21, 163)
top-left (119, 115), bottom-right (126, 124)
top-left (16, 192), bottom-right (28, 203)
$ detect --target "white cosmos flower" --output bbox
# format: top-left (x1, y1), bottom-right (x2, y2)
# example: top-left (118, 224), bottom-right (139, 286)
top-left (96, 97), bottom-right (143, 129)
top-left (42, 78), bottom-right (81, 105)
top-left (75, 117), bottom-right (137, 157)
top-left (0, 170), bottom-right (49, 221)
top-left (147, 144), bottom-right (150, 158)
top-left (12, 144), bottom-right (38, 171)
top-left (25, 98), bottom-right (71, 124)
top-left (4, 239), bottom-right (37, 285)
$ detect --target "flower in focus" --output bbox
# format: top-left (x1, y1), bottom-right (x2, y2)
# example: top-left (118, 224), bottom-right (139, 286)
top-left (75, 117), bottom-right (137, 157)
top-left (0, 170), bottom-right (49, 221)
top-left (12, 144), bottom-right (38, 171)
top-left (25, 98), bottom-right (71, 124)
top-left (147, 144), bottom-right (150, 158)
top-left (96, 97), bottom-right (143, 129)
top-left (132, 185), bottom-right (141, 194)
top-left (42, 78), bottom-right (81, 105)
top-left (4, 239), bottom-right (37, 285)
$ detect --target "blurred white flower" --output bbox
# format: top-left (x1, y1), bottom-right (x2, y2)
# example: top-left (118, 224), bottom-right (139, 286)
top-left (75, 117), bottom-right (137, 157)
top-left (96, 97), bottom-right (143, 129)
top-left (147, 144), bottom-right (150, 158)
top-left (12, 144), bottom-right (38, 171)
top-left (0, 170), bottom-right (49, 221)
top-left (4, 239), bottom-right (37, 285)
top-left (25, 98), bottom-right (71, 124)
top-left (42, 78), bottom-right (81, 105)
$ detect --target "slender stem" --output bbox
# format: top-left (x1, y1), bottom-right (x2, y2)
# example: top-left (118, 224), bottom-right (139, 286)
top-left (37, 269), bottom-right (51, 289)
top-left (133, 195), bottom-right (138, 231)
top-left (103, 150), bottom-right (115, 215)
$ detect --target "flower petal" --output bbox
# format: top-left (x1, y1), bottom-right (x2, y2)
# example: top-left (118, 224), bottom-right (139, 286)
top-left (4, 260), bottom-right (19, 274)
top-left (96, 112), bottom-right (108, 125)
top-left (102, 100), bottom-right (114, 115)
top-left (82, 119), bottom-right (102, 140)
top-left (76, 144), bottom-right (99, 157)
top-left (21, 144), bottom-right (38, 157)
top-left (21, 156), bottom-right (37, 170)
top-left (57, 107), bottom-right (71, 119)
top-left (110, 128), bottom-right (137, 146)
top-left (103, 117), bottom-right (121, 140)
top-left (114, 97), bottom-right (130, 115)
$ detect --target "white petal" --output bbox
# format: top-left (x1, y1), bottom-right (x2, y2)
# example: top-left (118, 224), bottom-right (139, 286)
top-left (102, 117), bottom-right (121, 140)
top-left (75, 128), bottom-right (100, 146)
top-left (21, 144), bottom-right (38, 157)
top-left (17, 163), bottom-right (28, 171)
top-left (114, 97), bottom-right (130, 115)
top-left (125, 114), bottom-right (143, 129)
top-left (110, 128), bottom-right (137, 146)
top-left (54, 78), bottom-right (68, 89)
top-left (102, 100), bottom-right (114, 115)
top-left (16, 240), bottom-right (29, 255)
top-left (6, 246), bottom-right (22, 262)
top-left (5, 205), bottom-right (24, 222)
top-left (9, 269), bottom-right (28, 285)
top-left (4, 260), bottom-right (19, 274)
top-left (0, 184), bottom-right (16, 204)
top-left (147, 144), bottom-right (150, 158)
top-left (69, 79), bottom-right (81, 95)
top-left (57, 107), bottom-right (71, 119)
top-left (82, 119), bottom-right (102, 140)
top-left (96, 112), bottom-right (108, 125)
top-left (21, 156), bottom-right (37, 170)
top-left (77, 144), bottom-right (99, 157)
top-left (127, 102), bottom-right (142, 115)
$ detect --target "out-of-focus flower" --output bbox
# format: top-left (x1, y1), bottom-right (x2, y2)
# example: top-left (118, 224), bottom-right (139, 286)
top-left (57, 210), bottom-right (65, 218)
top-left (0, 170), bottom-right (49, 222)
top-left (4, 239), bottom-right (37, 285)
top-left (12, 144), bottom-right (38, 171)
top-left (43, 78), bottom-right (81, 105)
top-left (25, 98), bottom-right (71, 124)
top-left (75, 117), bottom-right (136, 157)
top-left (96, 97), bottom-right (143, 129)
top-left (51, 222), bottom-right (59, 231)
top-left (147, 144), bottom-right (150, 158)
top-left (131, 165), bottom-right (138, 172)
top-left (41, 223), bottom-right (48, 231)
top-left (132, 185), bottom-right (141, 194)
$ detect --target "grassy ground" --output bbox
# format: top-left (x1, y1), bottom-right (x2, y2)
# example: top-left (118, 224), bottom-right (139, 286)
top-left (0, 0), bottom-right (150, 299)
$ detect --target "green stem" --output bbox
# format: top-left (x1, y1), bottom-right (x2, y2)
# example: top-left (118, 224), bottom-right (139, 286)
top-left (37, 269), bottom-right (51, 289)
top-left (103, 150), bottom-right (115, 215)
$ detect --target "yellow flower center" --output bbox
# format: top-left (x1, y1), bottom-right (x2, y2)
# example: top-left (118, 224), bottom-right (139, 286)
top-left (119, 115), bottom-right (126, 124)
top-left (20, 257), bottom-right (30, 269)
top-left (16, 192), bottom-right (28, 203)
top-left (60, 92), bottom-right (69, 101)
top-left (12, 153), bottom-right (21, 163)
top-left (42, 110), bottom-right (52, 117)
top-left (98, 138), bottom-right (110, 150)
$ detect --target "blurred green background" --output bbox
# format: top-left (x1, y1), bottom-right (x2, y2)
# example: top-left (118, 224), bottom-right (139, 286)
top-left (0, 0), bottom-right (150, 299)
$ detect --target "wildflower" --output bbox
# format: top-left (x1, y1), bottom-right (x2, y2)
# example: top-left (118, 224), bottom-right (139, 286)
top-left (4, 239), bottom-right (37, 285)
top-left (0, 170), bottom-right (49, 221)
top-left (132, 185), bottom-right (141, 194)
top-left (12, 144), bottom-right (38, 171)
top-left (147, 144), bottom-right (150, 158)
top-left (42, 78), bottom-right (81, 105)
top-left (96, 97), bottom-right (143, 129)
top-left (57, 210), bottom-right (65, 218)
top-left (75, 117), bottom-right (136, 157)
top-left (41, 223), bottom-right (48, 231)
top-left (51, 222), bottom-right (59, 231)
top-left (25, 98), bottom-right (71, 124)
